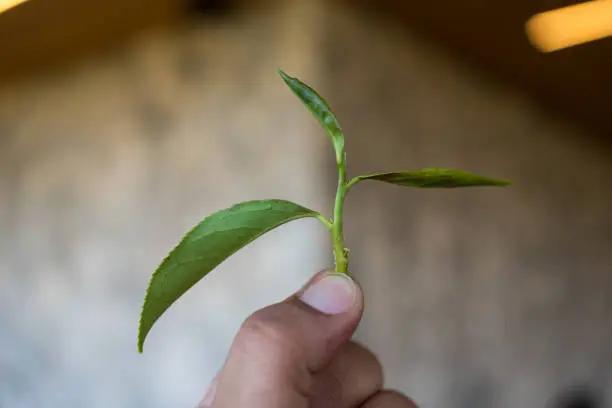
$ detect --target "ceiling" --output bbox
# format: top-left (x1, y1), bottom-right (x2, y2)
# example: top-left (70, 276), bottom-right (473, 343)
top-left (1, 0), bottom-right (610, 143)
top-left (0, 0), bottom-right (183, 81)
top-left (349, 0), bottom-right (612, 145)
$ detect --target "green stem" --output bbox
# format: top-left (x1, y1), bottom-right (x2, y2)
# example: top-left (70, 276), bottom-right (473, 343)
top-left (332, 152), bottom-right (349, 274)
top-left (315, 213), bottom-right (333, 230)
top-left (344, 176), bottom-right (361, 194)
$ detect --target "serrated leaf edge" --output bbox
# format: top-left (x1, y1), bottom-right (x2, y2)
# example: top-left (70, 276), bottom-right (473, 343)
top-left (138, 199), bottom-right (320, 353)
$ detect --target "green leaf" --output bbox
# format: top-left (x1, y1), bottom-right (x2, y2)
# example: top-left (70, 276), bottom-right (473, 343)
top-left (278, 69), bottom-right (345, 164)
top-left (349, 168), bottom-right (511, 189)
top-left (138, 199), bottom-right (320, 352)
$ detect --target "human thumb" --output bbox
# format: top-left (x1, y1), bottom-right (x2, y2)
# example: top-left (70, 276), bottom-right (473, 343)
top-left (200, 269), bottom-right (364, 408)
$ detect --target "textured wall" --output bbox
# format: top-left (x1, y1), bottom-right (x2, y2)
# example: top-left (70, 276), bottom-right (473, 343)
top-left (1, 2), bottom-right (611, 408)
top-left (319, 6), bottom-right (612, 408)
top-left (0, 2), bottom-right (332, 407)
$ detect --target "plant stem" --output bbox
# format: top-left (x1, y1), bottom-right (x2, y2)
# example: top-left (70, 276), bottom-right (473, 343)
top-left (332, 152), bottom-right (349, 274)
top-left (344, 176), bottom-right (360, 194)
top-left (315, 213), bottom-right (333, 230)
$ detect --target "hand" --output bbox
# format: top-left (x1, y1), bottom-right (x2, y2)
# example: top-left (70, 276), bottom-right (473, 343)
top-left (198, 270), bottom-right (418, 408)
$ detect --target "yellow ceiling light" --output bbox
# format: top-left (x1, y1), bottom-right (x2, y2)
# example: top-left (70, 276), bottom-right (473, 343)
top-left (526, 0), bottom-right (612, 52)
top-left (0, 0), bottom-right (29, 14)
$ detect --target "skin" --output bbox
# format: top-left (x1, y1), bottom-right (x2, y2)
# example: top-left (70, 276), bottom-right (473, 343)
top-left (198, 270), bottom-right (418, 408)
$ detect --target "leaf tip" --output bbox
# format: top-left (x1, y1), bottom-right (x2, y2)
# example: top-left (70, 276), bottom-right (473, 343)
top-left (492, 179), bottom-right (512, 187)
top-left (137, 314), bottom-right (147, 353)
top-left (137, 281), bottom-right (155, 354)
top-left (277, 68), bottom-right (291, 82)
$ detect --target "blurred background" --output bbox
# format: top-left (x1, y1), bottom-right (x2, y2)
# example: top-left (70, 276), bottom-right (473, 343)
top-left (1, 0), bottom-right (611, 407)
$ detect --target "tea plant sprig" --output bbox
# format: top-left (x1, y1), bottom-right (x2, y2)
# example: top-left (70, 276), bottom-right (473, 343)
top-left (137, 69), bottom-right (510, 353)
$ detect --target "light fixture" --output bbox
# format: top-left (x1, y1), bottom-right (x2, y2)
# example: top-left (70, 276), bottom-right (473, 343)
top-left (0, 0), bottom-right (29, 14)
top-left (526, 0), bottom-right (612, 52)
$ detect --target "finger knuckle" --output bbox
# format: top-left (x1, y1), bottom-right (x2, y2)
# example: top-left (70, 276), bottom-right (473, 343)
top-left (239, 307), bottom-right (298, 354)
top-left (355, 343), bottom-right (384, 387)
top-left (343, 341), bottom-right (384, 390)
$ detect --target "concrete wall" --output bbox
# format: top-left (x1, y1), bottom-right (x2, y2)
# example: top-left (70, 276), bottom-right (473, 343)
top-left (0, 3), bottom-right (331, 407)
top-left (320, 7), bottom-right (612, 408)
top-left (1, 2), bottom-right (611, 407)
